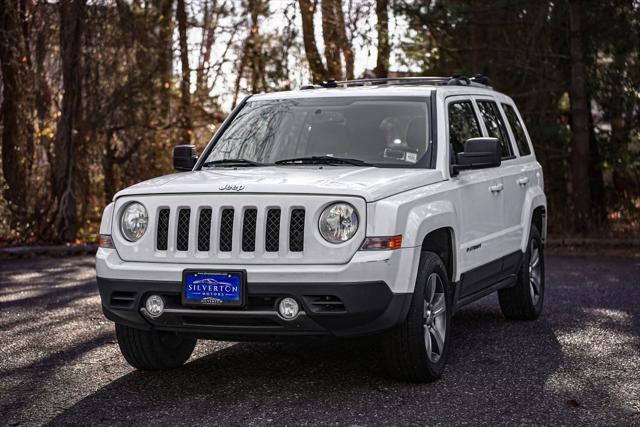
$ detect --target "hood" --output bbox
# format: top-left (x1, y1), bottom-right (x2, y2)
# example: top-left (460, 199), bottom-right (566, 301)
top-left (114, 166), bottom-right (445, 202)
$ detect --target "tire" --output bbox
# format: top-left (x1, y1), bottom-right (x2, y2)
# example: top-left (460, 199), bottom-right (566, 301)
top-left (115, 324), bottom-right (197, 370)
top-left (498, 224), bottom-right (545, 320)
top-left (383, 251), bottom-right (452, 382)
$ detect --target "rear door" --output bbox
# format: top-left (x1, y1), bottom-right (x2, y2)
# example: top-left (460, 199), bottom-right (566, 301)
top-left (498, 98), bottom-right (537, 256)
top-left (446, 96), bottom-right (505, 296)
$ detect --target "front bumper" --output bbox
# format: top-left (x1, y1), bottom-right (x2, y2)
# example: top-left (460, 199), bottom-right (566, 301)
top-left (98, 277), bottom-right (411, 338)
top-left (96, 247), bottom-right (420, 338)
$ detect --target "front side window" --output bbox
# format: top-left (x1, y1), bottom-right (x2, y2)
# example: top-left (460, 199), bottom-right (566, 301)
top-left (448, 101), bottom-right (481, 155)
top-left (202, 97), bottom-right (432, 168)
top-left (477, 100), bottom-right (513, 158)
top-left (502, 103), bottom-right (532, 156)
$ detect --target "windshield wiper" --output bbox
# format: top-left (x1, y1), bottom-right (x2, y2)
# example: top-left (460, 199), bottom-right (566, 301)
top-left (275, 156), bottom-right (373, 167)
top-left (202, 159), bottom-right (266, 168)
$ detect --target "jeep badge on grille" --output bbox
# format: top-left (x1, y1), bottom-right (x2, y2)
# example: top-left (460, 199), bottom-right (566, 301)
top-left (219, 184), bottom-right (245, 191)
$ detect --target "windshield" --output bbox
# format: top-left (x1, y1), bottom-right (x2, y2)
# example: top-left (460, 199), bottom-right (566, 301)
top-left (201, 97), bottom-right (432, 168)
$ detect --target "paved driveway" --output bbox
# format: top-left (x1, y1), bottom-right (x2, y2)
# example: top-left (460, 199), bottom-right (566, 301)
top-left (0, 255), bottom-right (638, 426)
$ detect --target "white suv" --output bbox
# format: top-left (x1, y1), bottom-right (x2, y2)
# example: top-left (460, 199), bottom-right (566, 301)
top-left (96, 76), bottom-right (546, 382)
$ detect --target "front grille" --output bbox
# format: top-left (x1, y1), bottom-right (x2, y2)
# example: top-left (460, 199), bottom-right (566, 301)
top-left (198, 208), bottom-right (212, 251)
top-left (219, 208), bottom-right (234, 252)
top-left (242, 209), bottom-right (257, 252)
top-left (157, 209), bottom-right (170, 250)
top-left (289, 209), bottom-right (305, 252)
top-left (154, 205), bottom-right (306, 255)
top-left (265, 208), bottom-right (281, 252)
top-left (176, 209), bottom-right (191, 251)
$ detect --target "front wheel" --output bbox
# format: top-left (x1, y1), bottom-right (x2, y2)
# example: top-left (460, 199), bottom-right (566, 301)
top-left (115, 324), bottom-right (197, 370)
top-left (383, 252), bottom-right (452, 382)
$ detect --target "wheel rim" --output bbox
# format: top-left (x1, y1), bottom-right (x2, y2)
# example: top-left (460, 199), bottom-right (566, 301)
top-left (423, 273), bottom-right (447, 363)
top-left (529, 239), bottom-right (542, 305)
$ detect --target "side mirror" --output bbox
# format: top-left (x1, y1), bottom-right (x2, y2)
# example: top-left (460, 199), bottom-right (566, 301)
top-left (452, 137), bottom-right (501, 174)
top-left (173, 145), bottom-right (197, 171)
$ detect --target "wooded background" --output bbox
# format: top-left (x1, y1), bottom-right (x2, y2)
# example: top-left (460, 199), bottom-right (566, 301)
top-left (0, 0), bottom-right (638, 245)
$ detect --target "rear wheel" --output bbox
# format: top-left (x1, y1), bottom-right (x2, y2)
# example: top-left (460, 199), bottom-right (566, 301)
top-left (498, 224), bottom-right (545, 320)
top-left (115, 324), bottom-right (197, 370)
top-left (383, 252), bottom-right (452, 382)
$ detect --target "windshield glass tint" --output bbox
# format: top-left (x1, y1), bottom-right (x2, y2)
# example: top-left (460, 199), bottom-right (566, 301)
top-left (203, 97), bottom-right (431, 168)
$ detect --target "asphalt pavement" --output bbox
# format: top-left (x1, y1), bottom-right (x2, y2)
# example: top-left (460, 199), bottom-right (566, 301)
top-left (0, 254), bottom-right (638, 426)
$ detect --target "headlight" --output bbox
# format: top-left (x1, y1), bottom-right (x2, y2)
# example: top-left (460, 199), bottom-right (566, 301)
top-left (319, 203), bottom-right (359, 243)
top-left (120, 202), bottom-right (148, 241)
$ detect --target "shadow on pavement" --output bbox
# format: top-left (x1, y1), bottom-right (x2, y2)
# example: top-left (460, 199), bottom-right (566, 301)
top-left (49, 307), bottom-right (566, 425)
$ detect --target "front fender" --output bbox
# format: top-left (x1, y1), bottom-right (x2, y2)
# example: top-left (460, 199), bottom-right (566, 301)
top-left (100, 202), bottom-right (115, 235)
top-left (367, 197), bottom-right (459, 281)
top-left (405, 200), bottom-right (458, 249)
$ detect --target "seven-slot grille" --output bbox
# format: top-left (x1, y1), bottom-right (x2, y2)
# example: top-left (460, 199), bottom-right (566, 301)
top-left (156, 207), bottom-right (305, 254)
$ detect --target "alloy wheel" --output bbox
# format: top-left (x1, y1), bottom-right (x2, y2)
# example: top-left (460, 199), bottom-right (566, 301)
top-left (423, 273), bottom-right (447, 363)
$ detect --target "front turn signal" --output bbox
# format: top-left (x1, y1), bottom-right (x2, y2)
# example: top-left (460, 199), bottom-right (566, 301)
top-left (360, 235), bottom-right (402, 250)
top-left (99, 234), bottom-right (115, 249)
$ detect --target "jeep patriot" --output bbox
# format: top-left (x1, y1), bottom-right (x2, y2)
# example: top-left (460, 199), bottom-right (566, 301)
top-left (97, 76), bottom-right (547, 382)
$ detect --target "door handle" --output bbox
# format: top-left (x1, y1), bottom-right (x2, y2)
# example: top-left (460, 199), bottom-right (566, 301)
top-left (489, 183), bottom-right (503, 194)
top-left (517, 177), bottom-right (529, 187)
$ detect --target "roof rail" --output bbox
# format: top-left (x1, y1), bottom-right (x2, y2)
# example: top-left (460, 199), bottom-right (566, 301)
top-left (300, 75), bottom-right (492, 90)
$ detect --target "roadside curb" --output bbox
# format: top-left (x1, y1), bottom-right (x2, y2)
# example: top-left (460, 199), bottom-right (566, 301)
top-left (1, 238), bottom-right (639, 259)
top-left (0, 244), bottom-right (98, 258)
top-left (547, 238), bottom-right (640, 247)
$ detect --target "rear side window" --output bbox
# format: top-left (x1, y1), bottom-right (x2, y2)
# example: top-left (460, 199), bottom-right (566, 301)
top-left (448, 101), bottom-right (481, 155)
top-left (502, 104), bottom-right (531, 156)
top-left (477, 100), bottom-right (513, 159)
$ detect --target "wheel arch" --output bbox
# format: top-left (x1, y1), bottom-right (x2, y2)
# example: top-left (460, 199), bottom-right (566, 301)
top-left (404, 200), bottom-right (458, 281)
top-left (521, 188), bottom-right (547, 252)
top-left (421, 227), bottom-right (456, 282)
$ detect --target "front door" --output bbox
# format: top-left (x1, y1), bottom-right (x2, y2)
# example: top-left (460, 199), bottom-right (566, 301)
top-left (446, 96), bottom-right (505, 297)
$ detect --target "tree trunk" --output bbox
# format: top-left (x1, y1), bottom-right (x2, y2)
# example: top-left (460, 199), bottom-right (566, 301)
top-left (53, 0), bottom-right (85, 242)
top-left (195, 0), bottom-right (219, 100)
top-left (248, 0), bottom-right (265, 93)
top-left (568, 0), bottom-right (592, 232)
top-left (588, 108), bottom-right (606, 227)
top-left (321, 0), bottom-right (342, 80)
top-left (0, 0), bottom-right (32, 230)
top-left (298, 0), bottom-right (327, 83)
top-left (333, 0), bottom-right (353, 80)
top-left (374, 0), bottom-right (390, 78)
top-left (156, 0), bottom-right (173, 121)
top-left (176, 0), bottom-right (192, 144)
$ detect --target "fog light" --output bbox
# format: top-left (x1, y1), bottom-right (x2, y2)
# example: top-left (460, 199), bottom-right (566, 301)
top-left (145, 295), bottom-right (165, 318)
top-left (278, 297), bottom-right (299, 320)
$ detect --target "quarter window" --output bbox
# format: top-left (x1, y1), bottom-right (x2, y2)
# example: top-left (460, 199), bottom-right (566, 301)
top-left (502, 104), bottom-right (531, 156)
top-left (477, 100), bottom-right (513, 158)
top-left (448, 101), bottom-right (481, 155)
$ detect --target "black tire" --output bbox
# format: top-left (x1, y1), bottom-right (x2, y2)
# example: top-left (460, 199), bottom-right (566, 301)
top-left (383, 251), bottom-right (452, 382)
top-left (115, 324), bottom-right (197, 370)
top-left (498, 224), bottom-right (545, 320)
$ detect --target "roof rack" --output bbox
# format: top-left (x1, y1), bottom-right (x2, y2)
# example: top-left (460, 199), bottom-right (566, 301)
top-left (300, 74), bottom-right (492, 90)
